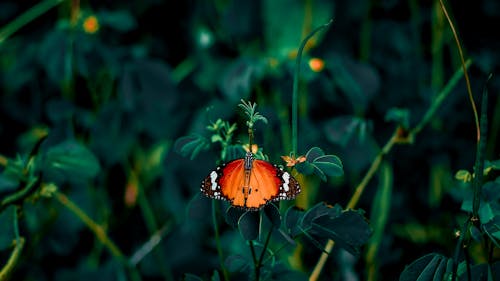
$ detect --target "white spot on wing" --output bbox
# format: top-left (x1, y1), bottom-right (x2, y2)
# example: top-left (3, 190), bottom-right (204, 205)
top-left (282, 172), bottom-right (290, 192)
top-left (210, 171), bottom-right (218, 190)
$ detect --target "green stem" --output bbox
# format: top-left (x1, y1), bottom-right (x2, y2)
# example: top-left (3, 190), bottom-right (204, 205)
top-left (452, 218), bottom-right (470, 281)
top-left (0, 207), bottom-right (24, 281)
top-left (472, 75), bottom-right (490, 219)
top-left (249, 241), bottom-right (258, 280)
top-left (439, 0), bottom-right (479, 141)
top-left (55, 191), bottom-right (144, 281)
top-left (137, 184), bottom-right (173, 281)
top-left (0, 238), bottom-right (25, 281)
top-left (0, 0), bottom-right (64, 45)
top-left (292, 20), bottom-right (332, 155)
top-left (311, 61), bottom-right (470, 281)
top-left (212, 201), bottom-right (229, 281)
top-left (411, 60), bottom-right (472, 136)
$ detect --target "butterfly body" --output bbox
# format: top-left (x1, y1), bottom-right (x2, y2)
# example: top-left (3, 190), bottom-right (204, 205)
top-left (201, 152), bottom-right (301, 210)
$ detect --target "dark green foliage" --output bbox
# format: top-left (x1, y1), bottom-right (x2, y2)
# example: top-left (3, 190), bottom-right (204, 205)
top-left (1, 0), bottom-right (500, 280)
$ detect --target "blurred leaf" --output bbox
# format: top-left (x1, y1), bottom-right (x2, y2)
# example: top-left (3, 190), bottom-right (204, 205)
top-left (484, 159), bottom-right (500, 175)
top-left (0, 205), bottom-right (15, 250)
top-left (38, 29), bottom-right (70, 86)
top-left (470, 225), bottom-right (483, 242)
top-left (226, 207), bottom-right (247, 228)
top-left (41, 140), bottom-right (100, 183)
top-left (183, 273), bottom-right (204, 281)
top-left (310, 208), bottom-right (372, 256)
top-left (225, 254), bottom-right (248, 272)
top-left (211, 270), bottom-right (221, 281)
top-left (483, 216), bottom-right (500, 248)
top-left (238, 211), bottom-right (260, 241)
top-left (284, 206), bottom-right (304, 237)
top-left (366, 162), bottom-right (393, 270)
top-left (263, 0), bottom-right (333, 59)
top-left (174, 135), bottom-right (209, 160)
top-left (324, 115), bottom-right (368, 147)
top-left (399, 253), bottom-right (451, 281)
top-left (219, 58), bottom-right (264, 102)
top-left (455, 170), bottom-right (472, 182)
top-left (329, 56), bottom-right (380, 113)
top-left (98, 10), bottom-right (137, 32)
top-left (264, 203), bottom-right (281, 227)
top-left (479, 202), bottom-right (495, 224)
top-left (0, 157), bottom-right (25, 193)
top-left (385, 107), bottom-right (410, 129)
top-left (286, 203), bottom-right (370, 255)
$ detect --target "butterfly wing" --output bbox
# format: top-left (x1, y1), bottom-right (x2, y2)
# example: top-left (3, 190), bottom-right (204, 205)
top-left (245, 160), bottom-right (301, 209)
top-left (201, 159), bottom-right (245, 203)
top-left (201, 158), bottom-right (301, 210)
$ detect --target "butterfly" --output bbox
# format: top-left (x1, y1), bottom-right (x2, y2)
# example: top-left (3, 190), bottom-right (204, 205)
top-left (201, 152), bottom-right (301, 210)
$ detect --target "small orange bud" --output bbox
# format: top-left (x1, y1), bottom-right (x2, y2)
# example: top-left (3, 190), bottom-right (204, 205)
top-left (83, 15), bottom-right (99, 34)
top-left (124, 172), bottom-right (139, 207)
top-left (308, 58), bottom-right (325, 72)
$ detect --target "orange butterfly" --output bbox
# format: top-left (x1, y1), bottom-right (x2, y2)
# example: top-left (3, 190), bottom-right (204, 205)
top-left (201, 152), bottom-right (301, 210)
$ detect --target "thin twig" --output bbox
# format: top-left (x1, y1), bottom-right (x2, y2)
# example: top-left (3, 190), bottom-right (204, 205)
top-left (438, 0), bottom-right (479, 141)
top-left (54, 191), bottom-right (126, 262)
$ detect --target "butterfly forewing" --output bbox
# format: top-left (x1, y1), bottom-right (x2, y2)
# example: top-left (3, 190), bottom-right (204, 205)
top-left (201, 159), bottom-right (244, 202)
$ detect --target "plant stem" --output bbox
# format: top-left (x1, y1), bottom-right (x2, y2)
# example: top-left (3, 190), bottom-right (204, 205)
top-left (55, 191), bottom-right (125, 259)
top-left (0, 238), bottom-right (25, 281)
top-left (438, 0), bottom-right (479, 141)
top-left (310, 134), bottom-right (397, 281)
top-left (310, 61), bottom-right (470, 281)
top-left (249, 241), bottom-right (258, 280)
top-left (292, 20), bottom-right (332, 155)
top-left (136, 182), bottom-right (173, 281)
top-left (212, 201), bottom-right (230, 281)
top-left (411, 59), bottom-right (471, 136)
top-left (0, 0), bottom-right (64, 45)
top-left (0, 206), bottom-right (24, 281)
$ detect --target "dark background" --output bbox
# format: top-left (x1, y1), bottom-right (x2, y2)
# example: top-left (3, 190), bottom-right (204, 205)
top-left (1, 0), bottom-right (499, 280)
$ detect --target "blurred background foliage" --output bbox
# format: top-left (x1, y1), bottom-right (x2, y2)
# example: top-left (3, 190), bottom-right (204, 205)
top-left (0, 0), bottom-right (499, 280)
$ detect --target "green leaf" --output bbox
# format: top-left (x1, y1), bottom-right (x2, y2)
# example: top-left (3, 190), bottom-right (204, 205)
top-left (385, 107), bottom-right (410, 129)
top-left (225, 254), bottom-right (249, 272)
top-left (98, 10), bottom-right (136, 32)
top-left (305, 147), bottom-right (325, 162)
top-left (295, 161), bottom-right (315, 175)
top-left (174, 135), bottom-right (209, 160)
top-left (183, 273), bottom-right (204, 281)
top-left (324, 116), bottom-right (367, 147)
top-left (479, 202), bottom-right (495, 224)
top-left (0, 164), bottom-right (22, 193)
top-left (211, 270), bottom-right (221, 281)
top-left (0, 205), bottom-right (15, 250)
top-left (296, 147), bottom-right (343, 181)
top-left (238, 211), bottom-right (260, 241)
top-left (455, 170), bottom-right (472, 182)
top-left (313, 160), bottom-right (344, 177)
top-left (42, 140), bottom-right (101, 183)
top-left (262, 0), bottom-right (333, 60)
top-left (284, 206), bottom-right (304, 237)
top-left (399, 253), bottom-right (450, 281)
top-left (263, 203), bottom-right (281, 227)
top-left (225, 207), bottom-right (246, 229)
top-left (310, 209), bottom-right (372, 256)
